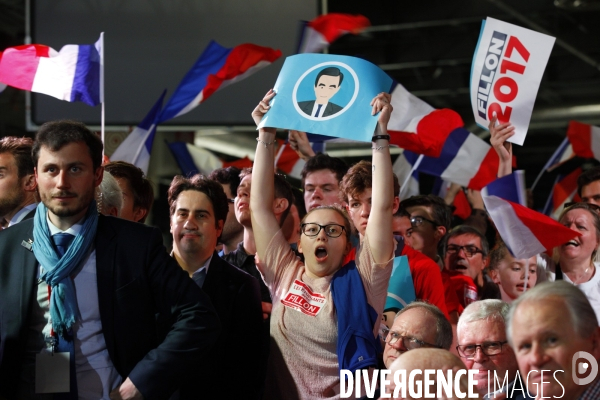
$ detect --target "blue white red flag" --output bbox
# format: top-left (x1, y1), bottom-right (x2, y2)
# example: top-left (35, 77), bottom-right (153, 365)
top-left (275, 142), bottom-right (305, 180)
top-left (567, 121), bottom-right (600, 161)
top-left (482, 170), bottom-right (527, 206)
top-left (404, 128), bottom-right (499, 190)
top-left (484, 195), bottom-right (580, 259)
top-left (0, 35), bottom-right (102, 106)
top-left (110, 90), bottom-right (166, 174)
top-left (393, 150), bottom-right (421, 199)
top-left (159, 41), bottom-right (281, 122)
top-left (541, 167), bottom-right (582, 220)
top-left (167, 142), bottom-right (253, 177)
top-left (297, 13), bottom-right (370, 54)
top-left (388, 83), bottom-right (464, 158)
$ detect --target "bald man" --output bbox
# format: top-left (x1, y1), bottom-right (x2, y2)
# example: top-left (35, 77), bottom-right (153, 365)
top-left (381, 349), bottom-right (479, 399)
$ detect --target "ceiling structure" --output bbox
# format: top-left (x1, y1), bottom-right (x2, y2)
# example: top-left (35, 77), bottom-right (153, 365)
top-left (1, 0), bottom-right (600, 208)
top-left (325, 0), bottom-right (600, 204)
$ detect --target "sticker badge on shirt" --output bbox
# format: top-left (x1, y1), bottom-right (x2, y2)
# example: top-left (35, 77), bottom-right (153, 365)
top-left (281, 279), bottom-right (327, 317)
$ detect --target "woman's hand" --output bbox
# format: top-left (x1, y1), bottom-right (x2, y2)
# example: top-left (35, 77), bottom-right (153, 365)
top-left (252, 89), bottom-right (277, 134)
top-left (371, 92), bottom-right (393, 132)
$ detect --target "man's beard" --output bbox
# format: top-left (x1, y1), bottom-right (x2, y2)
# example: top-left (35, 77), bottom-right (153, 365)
top-left (0, 187), bottom-right (25, 219)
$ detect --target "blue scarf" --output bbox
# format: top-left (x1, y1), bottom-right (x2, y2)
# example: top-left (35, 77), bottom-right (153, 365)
top-left (32, 201), bottom-right (98, 338)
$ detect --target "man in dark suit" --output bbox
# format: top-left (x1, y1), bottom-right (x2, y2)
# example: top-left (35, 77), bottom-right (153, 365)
top-left (0, 136), bottom-right (38, 227)
top-left (167, 174), bottom-right (263, 399)
top-left (298, 67), bottom-right (344, 118)
top-left (0, 120), bottom-right (220, 399)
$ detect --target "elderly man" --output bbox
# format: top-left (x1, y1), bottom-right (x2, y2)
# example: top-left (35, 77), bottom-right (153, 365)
top-left (0, 136), bottom-right (38, 226)
top-left (383, 302), bottom-right (453, 368)
top-left (167, 174), bottom-right (263, 399)
top-left (381, 348), bottom-right (477, 399)
top-left (358, 302), bottom-right (452, 399)
top-left (508, 281), bottom-right (600, 400)
top-left (457, 299), bottom-right (532, 399)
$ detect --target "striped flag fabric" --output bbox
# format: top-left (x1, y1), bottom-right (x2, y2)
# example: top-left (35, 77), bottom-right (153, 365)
top-left (167, 142), bottom-right (253, 177)
top-left (484, 195), bottom-right (580, 259)
top-left (407, 127), bottom-right (499, 190)
top-left (159, 41), bottom-right (281, 122)
top-left (482, 170), bottom-right (527, 206)
top-left (567, 120), bottom-right (600, 161)
top-left (109, 90), bottom-right (166, 174)
top-left (388, 83), bottom-right (464, 158)
top-left (0, 35), bottom-right (102, 106)
top-left (541, 167), bottom-right (582, 219)
top-left (393, 150), bottom-right (420, 199)
top-left (297, 13), bottom-right (370, 54)
top-left (275, 142), bottom-right (305, 180)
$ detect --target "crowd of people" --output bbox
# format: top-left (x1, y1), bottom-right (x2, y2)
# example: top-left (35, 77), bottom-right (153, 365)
top-left (0, 89), bottom-right (599, 400)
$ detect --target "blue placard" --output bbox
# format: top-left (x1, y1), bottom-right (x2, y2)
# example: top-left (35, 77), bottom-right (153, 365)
top-left (258, 54), bottom-right (394, 142)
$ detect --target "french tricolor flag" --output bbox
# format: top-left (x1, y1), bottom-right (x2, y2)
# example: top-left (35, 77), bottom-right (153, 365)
top-left (393, 150), bottom-right (420, 199)
top-left (482, 170), bottom-right (527, 206)
top-left (110, 90), bottom-right (166, 174)
top-left (297, 13), bottom-right (370, 54)
top-left (387, 83), bottom-right (465, 158)
top-left (407, 128), bottom-right (499, 190)
top-left (167, 142), bottom-right (253, 176)
top-left (159, 41), bottom-right (281, 122)
top-left (484, 195), bottom-right (580, 259)
top-left (541, 167), bottom-right (582, 220)
top-left (0, 35), bottom-right (102, 106)
top-left (567, 120), bottom-right (600, 161)
top-left (275, 142), bottom-right (306, 179)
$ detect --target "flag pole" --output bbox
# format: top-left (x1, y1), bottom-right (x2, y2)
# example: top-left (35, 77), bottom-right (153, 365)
top-left (100, 32), bottom-right (105, 158)
top-left (399, 153), bottom-right (424, 199)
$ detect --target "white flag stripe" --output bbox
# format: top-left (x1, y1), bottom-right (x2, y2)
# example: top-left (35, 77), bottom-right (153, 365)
top-left (484, 195), bottom-right (546, 259)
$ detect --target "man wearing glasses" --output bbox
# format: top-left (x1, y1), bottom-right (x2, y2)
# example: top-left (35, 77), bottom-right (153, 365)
top-left (382, 302), bottom-right (453, 368)
top-left (400, 195), bottom-right (453, 268)
top-left (443, 225), bottom-right (490, 310)
top-left (357, 302), bottom-right (451, 399)
top-left (457, 299), bottom-right (533, 399)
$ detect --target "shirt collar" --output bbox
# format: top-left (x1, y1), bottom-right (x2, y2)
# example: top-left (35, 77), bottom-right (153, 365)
top-left (8, 203), bottom-right (38, 227)
top-left (46, 212), bottom-right (85, 236)
top-left (192, 254), bottom-right (213, 277)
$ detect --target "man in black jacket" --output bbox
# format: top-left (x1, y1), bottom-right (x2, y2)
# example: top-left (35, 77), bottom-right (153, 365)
top-left (168, 174), bottom-right (263, 399)
top-left (0, 120), bottom-right (220, 399)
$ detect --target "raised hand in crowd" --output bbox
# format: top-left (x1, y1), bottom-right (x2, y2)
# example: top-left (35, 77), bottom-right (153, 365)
top-left (489, 112), bottom-right (515, 178)
top-left (288, 130), bottom-right (316, 161)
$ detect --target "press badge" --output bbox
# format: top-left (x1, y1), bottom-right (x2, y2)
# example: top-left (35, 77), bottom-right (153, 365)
top-left (281, 279), bottom-right (327, 317)
top-left (35, 349), bottom-right (70, 393)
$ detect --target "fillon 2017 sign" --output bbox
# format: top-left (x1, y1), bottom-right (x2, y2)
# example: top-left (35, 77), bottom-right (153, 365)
top-left (470, 17), bottom-right (555, 146)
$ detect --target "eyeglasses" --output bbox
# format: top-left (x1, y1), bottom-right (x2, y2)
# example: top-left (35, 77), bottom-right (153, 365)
top-left (410, 215), bottom-right (437, 228)
top-left (456, 341), bottom-right (508, 359)
top-left (446, 244), bottom-right (483, 258)
top-left (301, 223), bottom-right (346, 238)
top-left (385, 332), bottom-right (439, 350)
top-left (227, 198), bottom-right (236, 204)
top-left (564, 201), bottom-right (600, 214)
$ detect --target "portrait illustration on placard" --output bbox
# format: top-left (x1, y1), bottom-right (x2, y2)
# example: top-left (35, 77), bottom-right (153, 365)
top-left (293, 62), bottom-right (358, 121)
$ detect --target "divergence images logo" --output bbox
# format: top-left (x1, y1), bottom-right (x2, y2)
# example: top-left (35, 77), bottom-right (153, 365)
top-left (572, 351), bottom-right (598, 385)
